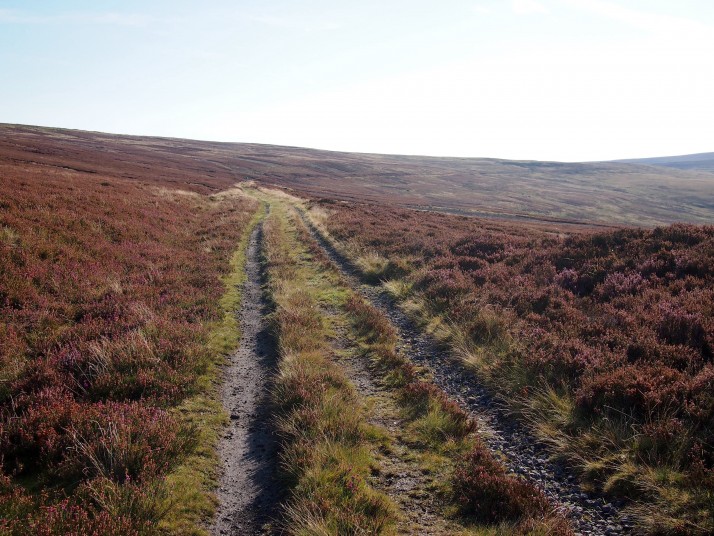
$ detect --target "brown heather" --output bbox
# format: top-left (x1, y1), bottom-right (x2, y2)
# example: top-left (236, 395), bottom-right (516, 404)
top-left (0, 164), bottom-right (257, 533)
top-left (318, 199), bottom-right (714, 533)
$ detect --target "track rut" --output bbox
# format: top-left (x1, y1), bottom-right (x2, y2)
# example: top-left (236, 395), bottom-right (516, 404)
top-left (212, 221), bottom-right (281, 536)
top-left (299, 211), bottom-right (632, 536)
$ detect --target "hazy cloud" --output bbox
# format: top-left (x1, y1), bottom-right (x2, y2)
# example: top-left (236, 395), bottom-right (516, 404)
top-left (562, 0), bottom-right (709, 35)
top-left (512, 0), bottom-right (548, 15)
top-left (0, 9), bottom-right (153, 27)
top-left (248, 14), bottom-right (341, 32)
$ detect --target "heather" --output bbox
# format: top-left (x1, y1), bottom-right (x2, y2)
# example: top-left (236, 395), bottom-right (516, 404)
top-left (0, 165), bottom-right (257, 533)
top-left (316, 200), bottom-right (714, 532)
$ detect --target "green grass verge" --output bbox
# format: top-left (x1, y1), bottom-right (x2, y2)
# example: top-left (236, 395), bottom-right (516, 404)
top-left (263, 201), bottom-right (398, 535)
top-left (158, 200), bottom-right (267, 535)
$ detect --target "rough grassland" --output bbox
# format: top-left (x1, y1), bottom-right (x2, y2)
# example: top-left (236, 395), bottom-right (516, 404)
top-left (257, 187), bottom-right (572, 534)
top-left (3, 123), bottom-right (714, 534)
top-left (261, 197), bottom-right (398, 534)
top-left (2, 123), bottom-right (714, 227)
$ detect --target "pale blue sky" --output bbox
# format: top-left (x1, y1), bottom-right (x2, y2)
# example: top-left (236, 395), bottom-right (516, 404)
top-left (1, 1), bottom-right (713, 160)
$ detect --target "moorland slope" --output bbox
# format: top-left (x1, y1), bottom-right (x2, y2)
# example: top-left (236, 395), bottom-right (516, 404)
top-left (2, 123), bottom-right (713, 534)
top-left (2, 123), bottom-right (713, 226)
top-left (618, 152), bottom-right (714, 172)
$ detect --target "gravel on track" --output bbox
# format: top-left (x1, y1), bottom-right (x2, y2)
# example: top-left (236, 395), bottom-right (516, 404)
top-left (300, 211), bottom-right (633, 536)
top-left (212, 221), bottom-right (282, 536)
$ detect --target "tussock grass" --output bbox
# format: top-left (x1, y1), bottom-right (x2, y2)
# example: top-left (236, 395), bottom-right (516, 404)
top-left (333, 286), bottom-right (568, 534)
top-left (263, 202), bottom-right (397, 535)
top-left (344, 294), bottom-right (474, 442)
top-left (442, 300), bottom-right (709, 532)
top-left (316, 200), bottom-right (714, 533)
top-left (348, 242), bottom-right (712, 534)
top-left (255, 192), bottom-right (576, 534)
top-left (343, 291), bottom-right (570, 533)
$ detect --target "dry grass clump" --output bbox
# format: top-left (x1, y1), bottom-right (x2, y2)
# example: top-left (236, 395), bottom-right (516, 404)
top-left (343, 292), bottom-right (569, 533)
top-left (264, 206), bottom-right (397, 535)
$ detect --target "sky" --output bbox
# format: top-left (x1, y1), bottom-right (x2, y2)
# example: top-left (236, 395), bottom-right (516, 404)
top-left (1, 0), bottom-right (713, 161)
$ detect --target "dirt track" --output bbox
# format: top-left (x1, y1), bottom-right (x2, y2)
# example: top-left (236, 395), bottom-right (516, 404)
top-left (212, 222), bottom-right (281, 535)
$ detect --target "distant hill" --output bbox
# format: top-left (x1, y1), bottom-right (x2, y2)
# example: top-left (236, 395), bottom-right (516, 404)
top-left (616, 152), bottom-right (714, 172)
top-left (1, 123), bottom-right (713, 227)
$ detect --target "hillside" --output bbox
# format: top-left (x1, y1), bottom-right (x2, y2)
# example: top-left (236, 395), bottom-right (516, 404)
top-left (2, 123), bottom-right (713, 534)
top-left (617, 152), bottom-right (714, 172)
top-left (2, 123), bottom-right (713, 227)
top-left (0, 145), bottom-right (260, 533)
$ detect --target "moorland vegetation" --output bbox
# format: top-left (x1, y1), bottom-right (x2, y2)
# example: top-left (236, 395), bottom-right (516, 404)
top-left (0, 165), bottom-right (257, 534)
top-left (1, 124), bottom-right (713, 535)
top-left (315, 200), bottom-right (714, 534)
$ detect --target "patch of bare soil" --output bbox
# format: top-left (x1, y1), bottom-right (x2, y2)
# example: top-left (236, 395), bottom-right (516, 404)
top-left (212, 223), bottom-right (282, 536)
top-left (329, 317), bottom-right (466, 535)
